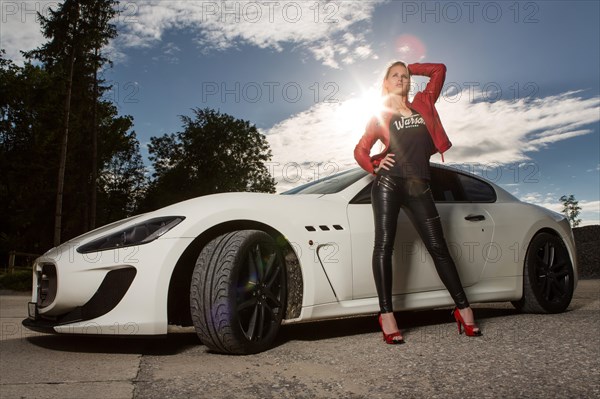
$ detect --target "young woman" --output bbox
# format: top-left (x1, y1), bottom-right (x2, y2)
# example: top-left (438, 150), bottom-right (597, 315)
top-left (354, 61), bottom-right (482, 344)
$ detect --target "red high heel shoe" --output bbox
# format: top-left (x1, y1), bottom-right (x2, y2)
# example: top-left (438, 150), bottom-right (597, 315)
top-left (452, 308), bottom-right (482, 337)
top-left (378, 314), bottom-right (405, 344)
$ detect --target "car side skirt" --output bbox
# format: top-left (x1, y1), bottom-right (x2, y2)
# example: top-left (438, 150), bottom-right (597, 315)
top-left (286, 276), bottom-right (521, 323)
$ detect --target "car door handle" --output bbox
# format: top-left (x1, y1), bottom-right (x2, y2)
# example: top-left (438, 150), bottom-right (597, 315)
top-left (465, 214), bottom-right (485, 221)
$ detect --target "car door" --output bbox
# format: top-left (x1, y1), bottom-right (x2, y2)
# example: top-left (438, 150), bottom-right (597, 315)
top-left (430, 168), bottom-right (496, 286)
top-left (347, 166), bottom-right (496, 300)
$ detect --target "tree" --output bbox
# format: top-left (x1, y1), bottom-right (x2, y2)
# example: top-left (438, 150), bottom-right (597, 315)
top-left (1, 1), bottom-right (147, 258)
top-left (25, 0), bottom-right (119, 244)
top-left (560, 194), bottom-right (582, 227)
top-left (85, 1), bottom-right (118, 229)
top-left (142, 108), bottom-right (276, 210)
top-left (96, 126), bottom-right (147, 224)
top-left (0, 51), bottom-right (61, 255)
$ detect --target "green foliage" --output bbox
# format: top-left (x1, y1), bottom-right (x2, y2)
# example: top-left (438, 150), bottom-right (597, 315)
top-left (0, 1), bottom-right (148, 256)
top-left (25, 0), bottom-right (118, 69)
top-left (560, 194), bottom-right (582, 228)
top-left (142, 108), bottom-right (276, 210)
top-left (1, 1), bottom-right (279, 259)
top-left (97, 127), bottom-right (148, 224)
top-left (0, 52), bottom-right (60, 255)
top-left (24, 0), bottom-right (121, 246)
top-left (0, 270), bottom-right (33, 291)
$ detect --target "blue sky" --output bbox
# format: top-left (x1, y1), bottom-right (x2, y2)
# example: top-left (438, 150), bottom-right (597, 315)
top-left (2, 0), bottom-right (599, 224)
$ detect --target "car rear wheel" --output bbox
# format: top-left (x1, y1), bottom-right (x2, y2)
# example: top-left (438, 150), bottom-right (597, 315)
top-left (190, 230), bottom-right (287, 354)
top-left (512, 232), bottom-right (574, 313)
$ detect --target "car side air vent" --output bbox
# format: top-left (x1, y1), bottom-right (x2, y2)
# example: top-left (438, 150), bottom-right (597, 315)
top-left (305, 225), bottom-right (344, 232)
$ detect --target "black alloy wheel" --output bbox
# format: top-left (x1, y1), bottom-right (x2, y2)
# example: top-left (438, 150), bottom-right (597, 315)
top-left (190, 230), bottom-right (287, 354)
top-left (236, 238), bottom-right (285, 342)
top-left (512, 232), bottom-right (574, 313)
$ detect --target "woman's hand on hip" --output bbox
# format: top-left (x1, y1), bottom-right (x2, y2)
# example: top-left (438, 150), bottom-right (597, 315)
top-left (376, 153), bottom-right (395, 172)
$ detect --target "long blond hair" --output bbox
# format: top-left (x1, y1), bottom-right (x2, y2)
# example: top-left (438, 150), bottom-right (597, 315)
top-left (381, 60), bottom-right (410, 96)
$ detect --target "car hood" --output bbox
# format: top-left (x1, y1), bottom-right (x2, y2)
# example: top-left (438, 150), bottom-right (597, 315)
top-left (49, 191), bottom-right (342, 252)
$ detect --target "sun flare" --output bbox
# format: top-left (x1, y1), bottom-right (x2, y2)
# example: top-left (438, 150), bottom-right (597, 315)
top-left (334, 88), bottom-right (384, 135)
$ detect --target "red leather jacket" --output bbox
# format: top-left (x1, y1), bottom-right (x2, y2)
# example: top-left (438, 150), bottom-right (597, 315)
top-left (354, 63), bottom-right (452, 174)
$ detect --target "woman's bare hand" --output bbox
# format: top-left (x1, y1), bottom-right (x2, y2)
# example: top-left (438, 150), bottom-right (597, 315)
top-left (377, 153), bottom-right (395, 171)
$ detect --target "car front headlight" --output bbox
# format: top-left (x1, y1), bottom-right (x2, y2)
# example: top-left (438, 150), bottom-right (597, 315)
top-left (77, 216), bottom-right (185, 254)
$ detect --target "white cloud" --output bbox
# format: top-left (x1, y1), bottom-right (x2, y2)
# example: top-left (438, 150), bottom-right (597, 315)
top-left (264, 89), bottom-right (600, 192)
top-left (116, 0), bottom-right (382, 68)
top-left (151, 41), bottom-right (182, 64)
top-left (516, 194), bottom-right (599, 226)
top-left (586, 164), bottom-right (600, 172)
top-left (262, 101), bottom-right (357, 191)
top-left (437, 90), bottom-right (600, 163)
top-left (2, 1), bottom-right (383, 67)
top-left (0, 1), bottom-right (59, 63)
top-left (263, 88), bottom-right (384, 191)
top-left (581, 200), bottom-right (600, 214)
top-left (579, 199), bottom-right (600, 227)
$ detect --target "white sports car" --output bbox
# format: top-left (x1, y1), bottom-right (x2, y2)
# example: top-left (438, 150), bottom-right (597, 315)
top-left (24, 164), bottom-right (578, 354)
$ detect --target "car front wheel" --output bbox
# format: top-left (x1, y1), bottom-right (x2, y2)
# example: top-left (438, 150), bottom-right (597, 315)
top-left (190, 230), bottom-right (287, 354)
top-left (512, 232), bottom-right (574, 313)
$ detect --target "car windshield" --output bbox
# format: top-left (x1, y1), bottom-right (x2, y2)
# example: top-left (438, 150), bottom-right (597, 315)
top-left (282, 168), bottom-right (368, 195)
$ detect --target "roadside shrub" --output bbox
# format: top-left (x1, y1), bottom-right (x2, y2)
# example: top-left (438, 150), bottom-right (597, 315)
top-left (0, 269), bottom-right (32, 291)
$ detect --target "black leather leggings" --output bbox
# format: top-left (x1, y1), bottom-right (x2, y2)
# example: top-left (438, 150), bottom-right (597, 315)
top-left (371, 174), bottom-right (469, 313)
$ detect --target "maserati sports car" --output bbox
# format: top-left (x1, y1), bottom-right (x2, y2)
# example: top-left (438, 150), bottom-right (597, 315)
top-left (23, 164), bottom-right (578, 354)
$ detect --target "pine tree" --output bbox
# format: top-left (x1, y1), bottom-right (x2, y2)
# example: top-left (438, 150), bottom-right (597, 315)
top-left (25, 0), bottom-right (120, 244)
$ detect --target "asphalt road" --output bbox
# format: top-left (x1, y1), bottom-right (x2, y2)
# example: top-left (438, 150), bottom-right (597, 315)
top-left (1, 280), bottom-right (599, 399)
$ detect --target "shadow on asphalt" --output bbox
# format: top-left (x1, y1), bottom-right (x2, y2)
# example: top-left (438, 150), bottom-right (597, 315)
top-left (26, 332), bottom-right (202, 356)
top-left (25, 306), bottom-right (520, 355)
top-left (275, 306), bottom-right (519, 344)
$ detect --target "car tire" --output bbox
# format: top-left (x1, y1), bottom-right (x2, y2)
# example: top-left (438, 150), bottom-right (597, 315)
top-left (512, 232), bottom-right (574, 313)
top-left (190, 230), bottom-right (287, 354)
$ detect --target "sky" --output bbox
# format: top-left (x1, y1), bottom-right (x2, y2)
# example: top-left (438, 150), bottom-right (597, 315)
top-left (2, 0), bottom-right (599, 225)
